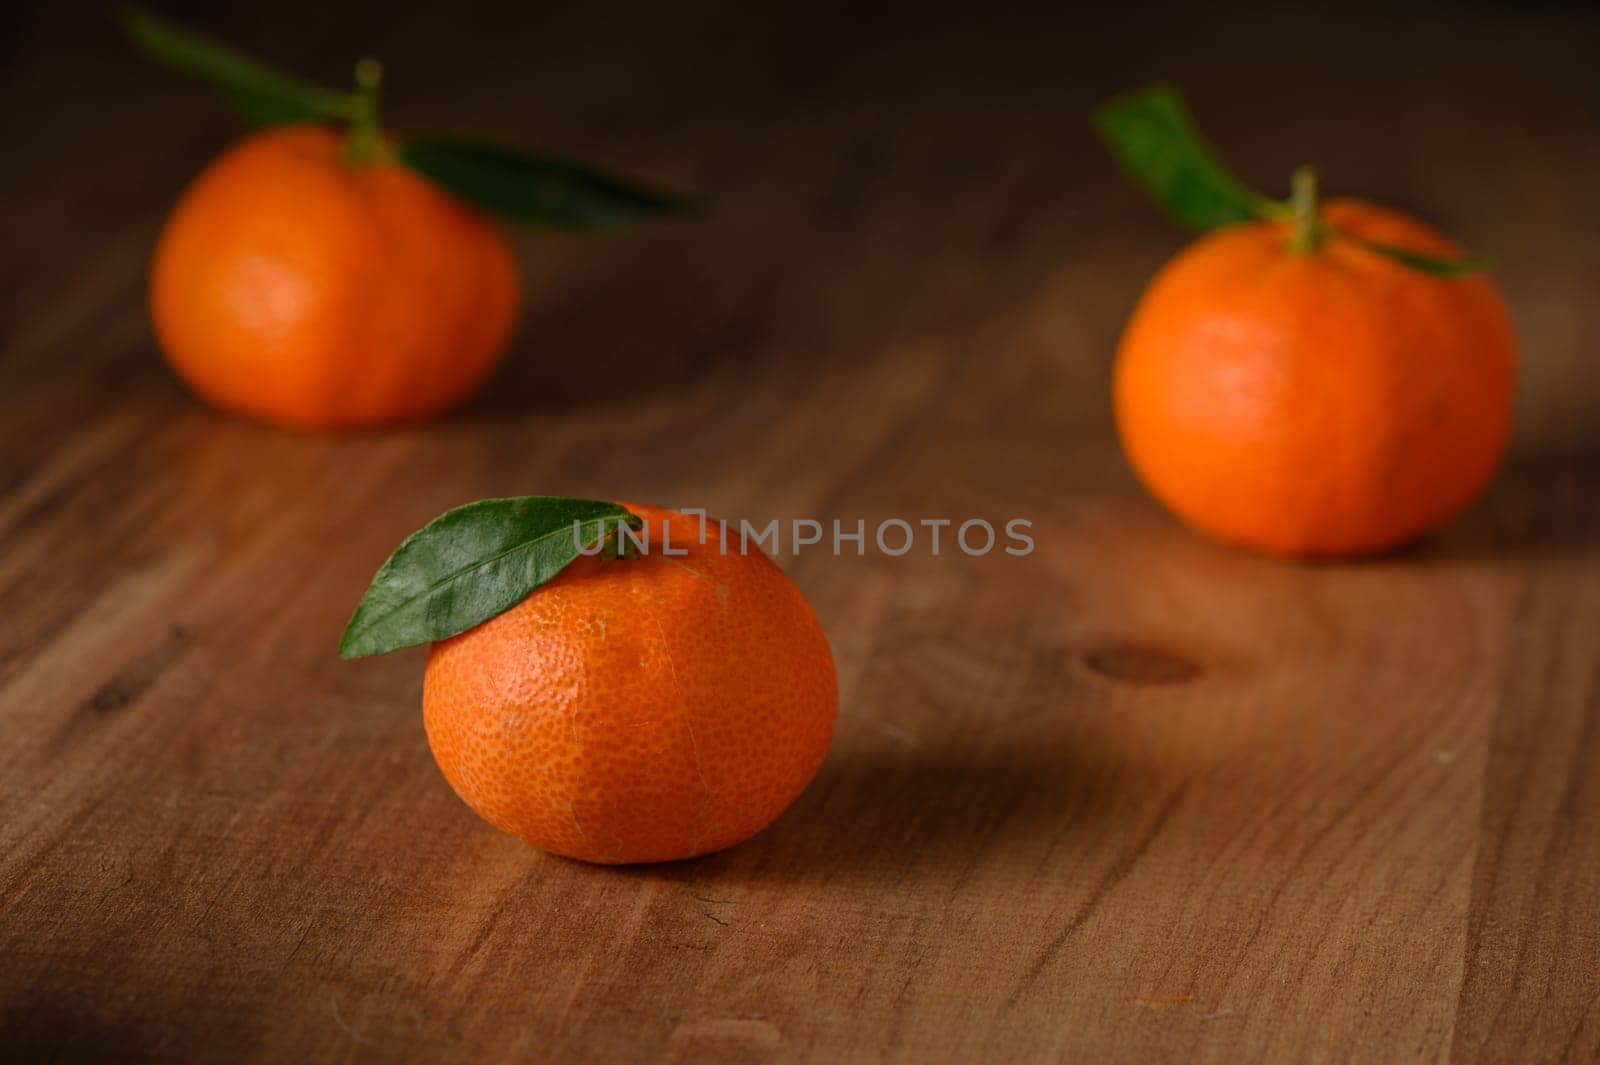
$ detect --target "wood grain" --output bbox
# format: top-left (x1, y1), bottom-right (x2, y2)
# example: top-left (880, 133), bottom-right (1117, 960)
top-left (2, 3), bottom-right (1598, 1062)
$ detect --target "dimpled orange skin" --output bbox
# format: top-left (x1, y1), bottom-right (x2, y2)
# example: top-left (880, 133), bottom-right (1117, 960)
top-left (423, 505), bottom-right (838, 864)
top-left (150, 125), bottom-right (519, 431)
top-left (1114, 198), bottom-right (1516, 557)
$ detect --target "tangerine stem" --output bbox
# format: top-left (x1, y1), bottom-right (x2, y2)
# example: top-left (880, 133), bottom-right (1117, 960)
top-left (1287, 164), bottom-right (1325, 254)
top-left (340, 58), bottom-right (384, 166)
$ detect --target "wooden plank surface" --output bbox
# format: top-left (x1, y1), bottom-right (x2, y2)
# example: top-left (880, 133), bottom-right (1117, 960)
top-left (2, 3), bottom-right (1598, 1061)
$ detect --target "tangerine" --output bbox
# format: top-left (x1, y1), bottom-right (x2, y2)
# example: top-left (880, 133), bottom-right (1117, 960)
top-left (1113, 198), bottom-right (1516, 556)
top-left (150, 124), bottom-right (519, 430)
top-left (422, 505), bottom-right (838, 864)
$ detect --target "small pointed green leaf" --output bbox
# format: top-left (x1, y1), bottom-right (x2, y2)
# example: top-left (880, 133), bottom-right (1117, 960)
top-left (121, 6), bottom-right (356, 126)
top-left (1342, 234), bottom-right (1491, 277)
top-left (339, 497), bottom-right (642, 658)
top-left (1095, 84), bottom-right (1281, 233)
top-left (398, 137), bottom-right (691, 230)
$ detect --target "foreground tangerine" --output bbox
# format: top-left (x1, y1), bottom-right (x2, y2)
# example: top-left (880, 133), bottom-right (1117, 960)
top-left (421, 504), bottom-right (838, 863)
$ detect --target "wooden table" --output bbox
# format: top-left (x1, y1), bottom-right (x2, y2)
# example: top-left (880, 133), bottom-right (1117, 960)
top-left (4, 4), bottom-right (1597, 1061)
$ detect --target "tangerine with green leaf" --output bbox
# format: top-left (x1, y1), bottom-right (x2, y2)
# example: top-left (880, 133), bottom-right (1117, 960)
top-left (151, 121), bottom-right (521, 430)
top-left (126, 9), bottom-right (685, 430)
top-left (341, 499), bottom-right (838, 865)
top-left (1099, 87), bottom-right (1516, 556)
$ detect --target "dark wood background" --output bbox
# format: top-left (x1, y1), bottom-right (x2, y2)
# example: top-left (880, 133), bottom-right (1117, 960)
top-left (3, 2), bottom-right (1597, 1061)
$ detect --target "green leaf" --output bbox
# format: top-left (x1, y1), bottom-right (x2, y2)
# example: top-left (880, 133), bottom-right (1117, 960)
top-left (398, 137), bottom-right (691, 230)
top-left (1095, 84), bottom-right (1281, 233)
top-left (1341, 234), bottom-right (1491, 277)
top-left (121, 6), bottom-right (356, 126)
top-left (1096, 85), bottom-right (1493, 278)
top-left (339, 497), bottom-right (642, 658)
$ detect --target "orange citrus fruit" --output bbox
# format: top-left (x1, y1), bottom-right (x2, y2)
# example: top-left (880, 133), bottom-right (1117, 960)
top-left (422, 504), bottom-right (838, 864)
top-left (1114, 198), bottom-right (1516, 556)
top-left (150, 124), bottom-right (519, 430)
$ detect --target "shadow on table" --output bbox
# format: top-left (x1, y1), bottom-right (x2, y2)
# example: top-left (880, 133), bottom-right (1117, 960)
top-left (1190, 440), bottom-right (1600, 570)
top-left (648, 735), bottom-right (1178, 887)
top-left (465, 277), bottom-right (769, 416)
top-left (445, 219), bottom-right (822, 419)
top-left (1395, 441), bottom-right (1599, 565)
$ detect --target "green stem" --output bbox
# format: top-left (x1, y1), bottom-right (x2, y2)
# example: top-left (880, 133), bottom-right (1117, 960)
top-left (1286, 164), bottom-right (1325, 254)
top-left (340, 58), bottom-right (384, 165)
